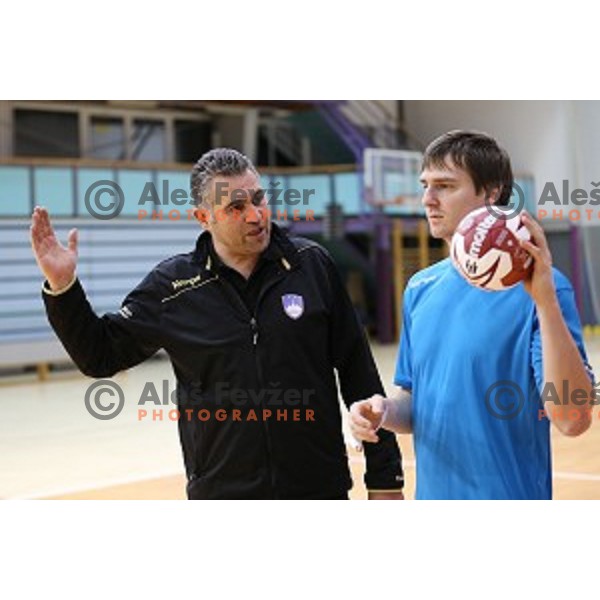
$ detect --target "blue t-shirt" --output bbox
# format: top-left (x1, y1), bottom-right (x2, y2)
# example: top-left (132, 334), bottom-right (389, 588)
top-left (394, 258), bottom-right (594, 500)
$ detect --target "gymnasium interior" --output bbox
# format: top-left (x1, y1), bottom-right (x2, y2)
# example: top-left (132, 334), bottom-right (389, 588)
top-left (1, 100), bottom-right (599, 499)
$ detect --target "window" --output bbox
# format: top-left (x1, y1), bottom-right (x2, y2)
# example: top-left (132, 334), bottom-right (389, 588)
top-left (90, 117), bottom-right (126, 159)
top-left (174, 120), bottom-right (212, 163)
top-left (14, 109), bottom-right (79, 158)
top-left (132, 119), bottom-right (166, 162)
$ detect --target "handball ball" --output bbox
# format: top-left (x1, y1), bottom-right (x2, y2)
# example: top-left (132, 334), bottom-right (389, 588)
top-left (451, 206), bottom-right (533, 291)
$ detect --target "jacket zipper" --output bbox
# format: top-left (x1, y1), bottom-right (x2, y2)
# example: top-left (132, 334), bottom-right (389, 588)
top-left (251, 271), bottom-right (295, 498)
top-left (250, 317), bottom-right (258, 346)
top-left (217, 276), bottom-right (281, 498)
top-left (248, 313), bottom-right (278, 497)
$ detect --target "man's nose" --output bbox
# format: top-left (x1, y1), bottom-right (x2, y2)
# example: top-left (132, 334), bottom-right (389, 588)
top-left (245, 203), bottom-right (262, 223)
top-left (421, 187), bottom-right (438, 208)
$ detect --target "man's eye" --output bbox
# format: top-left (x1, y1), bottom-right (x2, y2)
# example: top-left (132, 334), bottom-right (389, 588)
top-left (252, 190), bottom-right (266, 205)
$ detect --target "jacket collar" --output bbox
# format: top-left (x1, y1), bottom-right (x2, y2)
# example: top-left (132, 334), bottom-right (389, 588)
top-left (192, 223), bottom-right (300, 273)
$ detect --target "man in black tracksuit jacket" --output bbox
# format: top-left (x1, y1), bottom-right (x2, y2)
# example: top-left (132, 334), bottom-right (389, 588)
top-left (32, 149), bottom-right (404, 500)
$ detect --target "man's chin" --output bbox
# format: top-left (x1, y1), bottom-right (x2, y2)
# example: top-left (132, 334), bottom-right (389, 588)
top-left (428, 226), bottom-right (444, 239)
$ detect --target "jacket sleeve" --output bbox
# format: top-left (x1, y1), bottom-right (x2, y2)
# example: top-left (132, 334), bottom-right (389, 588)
top-left (42, 271), bottom-right (164, 378)
top-left (320, 248), bottom-right (404, 491)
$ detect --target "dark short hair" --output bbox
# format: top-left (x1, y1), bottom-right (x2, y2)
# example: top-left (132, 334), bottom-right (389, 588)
top-left (190, 148), bottom-right (258, 207)
top-left (422, 130), bottom-right (514, 206)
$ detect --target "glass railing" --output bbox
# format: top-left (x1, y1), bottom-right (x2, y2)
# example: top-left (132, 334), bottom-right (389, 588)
top-left (0, 162), bottom-right (537, 220)
top-left (0, 164), bottom-right (365, 219)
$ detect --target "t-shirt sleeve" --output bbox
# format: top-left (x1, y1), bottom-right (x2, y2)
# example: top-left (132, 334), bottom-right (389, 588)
top-left (394, 289), bottom-right (413, 390)
top-left (530, 272), bottom-right (596, 393)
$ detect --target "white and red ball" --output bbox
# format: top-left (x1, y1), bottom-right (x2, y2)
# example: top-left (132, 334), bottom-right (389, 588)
top-left (451, 206), bottom-right (533, 291)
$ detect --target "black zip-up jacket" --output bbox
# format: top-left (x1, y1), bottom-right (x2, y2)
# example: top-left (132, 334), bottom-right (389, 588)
top-left (43, 224), bottom-right (403, 499)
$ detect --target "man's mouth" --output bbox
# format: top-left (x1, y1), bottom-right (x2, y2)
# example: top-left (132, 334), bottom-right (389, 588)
top-left (247, 227), bottom-right (266, 237)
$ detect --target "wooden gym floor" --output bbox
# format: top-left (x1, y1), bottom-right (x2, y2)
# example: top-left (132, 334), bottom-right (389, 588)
top-left (1, 340), bottom-right (599, 500)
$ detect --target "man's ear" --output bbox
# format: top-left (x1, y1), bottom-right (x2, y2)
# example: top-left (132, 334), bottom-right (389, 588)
top-left (485, 186), bottom-right (502, 205)
top-left (194, 206), bottom-right (210, 228)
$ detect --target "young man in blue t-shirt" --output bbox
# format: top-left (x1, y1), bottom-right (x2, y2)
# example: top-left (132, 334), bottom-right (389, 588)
top-left (350, 130), bottom-right (596, 499)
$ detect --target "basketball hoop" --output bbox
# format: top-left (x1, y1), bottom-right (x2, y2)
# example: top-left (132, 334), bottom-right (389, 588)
top-left (363, 148), bottom-right (425, 216)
